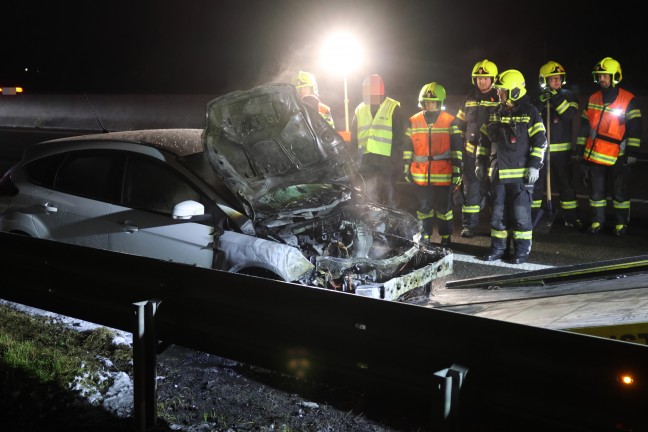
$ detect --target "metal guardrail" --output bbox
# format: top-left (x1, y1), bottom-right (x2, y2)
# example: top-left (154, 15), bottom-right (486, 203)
top-left (1, 231), bottom-right (647, 431)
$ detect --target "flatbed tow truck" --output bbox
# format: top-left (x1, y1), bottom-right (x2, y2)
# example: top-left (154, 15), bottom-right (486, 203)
top-left (430, 254), bottom-right (648, 344)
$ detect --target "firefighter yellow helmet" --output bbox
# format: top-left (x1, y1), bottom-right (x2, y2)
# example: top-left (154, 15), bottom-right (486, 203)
top-left (494, 69), bottom-right (526, 101)
top-left (592, 57), bottom-right (622, 87)
top-left (418, 82), bottom-right (446, 108)
top-left (293, 71), bottom-right (319, 95)
top-left (471, 59), bottom-right (498, 84)
top-left (539, 61), bottom-right (566, 87)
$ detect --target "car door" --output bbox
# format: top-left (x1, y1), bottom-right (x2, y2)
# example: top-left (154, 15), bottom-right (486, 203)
top-left (27, 150), bottom-right (121, 248)
top-left (107, 153), bottom-right (215, 268)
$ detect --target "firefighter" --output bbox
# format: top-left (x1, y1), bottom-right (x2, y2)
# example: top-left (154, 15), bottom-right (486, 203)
top-left (533, 61), bottom-right (582, 228)
top-left (452, 59), bottom-right (500, 238)
top-left (476, 70), bottom-right (547, 264)
top-left (576, 57), bottom-right (642, 236)
top-left (350, 74), bottom-right (406, 207)
top-left (404, 83), bottom-right (463, 247)
top-left (293, 71), bottom-right (335, 128)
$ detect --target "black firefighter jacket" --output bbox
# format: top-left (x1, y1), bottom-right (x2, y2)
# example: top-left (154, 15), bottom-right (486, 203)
top-left (477, 95), bottom-right (547, 184)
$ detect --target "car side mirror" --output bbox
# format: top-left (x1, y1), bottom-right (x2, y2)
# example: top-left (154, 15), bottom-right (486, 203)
top-left (172, 200), bottom-right (205, 220)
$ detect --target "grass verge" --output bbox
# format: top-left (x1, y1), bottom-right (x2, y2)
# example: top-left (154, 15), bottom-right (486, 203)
top-left (0, 302), bottom-right (135, 430)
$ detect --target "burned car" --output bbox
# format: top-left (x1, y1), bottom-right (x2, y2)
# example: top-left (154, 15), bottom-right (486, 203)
top-left (0, 83), bottom-right (451, 301)
top-left (202, 83), bottom-right (452, 300)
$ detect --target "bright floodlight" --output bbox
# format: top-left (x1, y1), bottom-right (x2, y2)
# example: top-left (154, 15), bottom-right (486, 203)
top-left (320, 32), bottom-right (363, 73)
top-left (320, 32), bottom-right (363, 134)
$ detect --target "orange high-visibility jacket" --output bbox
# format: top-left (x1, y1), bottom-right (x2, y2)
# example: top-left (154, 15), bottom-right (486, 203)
top-left (318, 102), bottom-right (335, 128)
top-left (408, 110), bottom-right (455, 186)
top-left (583, 88), bottom-right (634, 166)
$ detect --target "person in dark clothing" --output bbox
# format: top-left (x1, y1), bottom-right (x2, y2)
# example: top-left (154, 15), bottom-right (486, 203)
top-left (476, 69), bottom-right (548, 265)
top-left (452, 59), bottom-right (500, 238)
top-left (532, 60), bottom-right (582, 228)
top-left (576, 57), bottom-right (643, 236)
top-left (293, 71), bottom-right (335, 128)
top-left (349, 74), bottom-right (406, 207)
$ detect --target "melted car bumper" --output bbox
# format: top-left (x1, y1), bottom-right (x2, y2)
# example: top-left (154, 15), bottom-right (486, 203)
top-left (355, 252), bottom-right (454, 301)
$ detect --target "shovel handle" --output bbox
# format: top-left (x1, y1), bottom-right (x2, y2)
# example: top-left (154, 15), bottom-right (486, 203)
top-left (545, 100), bottom-right (552, 205)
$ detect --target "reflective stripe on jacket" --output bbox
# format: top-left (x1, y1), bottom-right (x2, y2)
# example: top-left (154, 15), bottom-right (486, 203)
top-left (454, 88), bottom-right (499, 157)
top-left (407, 110), bottom-right (456, 186)
top-left (582, 88), bottom-right (634, 166)
top-left (536, 88), bottom-right (579, 153)
top-left (477, 97), bottom-right (547, 184)
top-left (356, 97), bottom-right (399, 156)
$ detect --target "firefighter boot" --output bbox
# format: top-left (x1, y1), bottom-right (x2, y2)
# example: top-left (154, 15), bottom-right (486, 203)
top-left (613, 224), bottom-right (628, 237)
top-left (420, 217), bottom-right (434, 245)
top-left (511, 238), bottom-right (531, 264)
top-left (461, 227), bottom-right (476, 238)
top-left (511, 255), bottom-right (529, 265)
top-left (564, 218), bottom-right (584, 229)
top-left (587, 222), bottom-right (601, 234)
top-left (483, 237), bottom-right (507, 261)
top-left (563, 210), bottom-right (583, 229)
top-left (440, 235), bottom-right (451, 248)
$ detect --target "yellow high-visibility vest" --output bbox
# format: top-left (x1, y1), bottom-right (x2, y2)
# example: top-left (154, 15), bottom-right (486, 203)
top-left (356, 97), bottom-right (400, 157)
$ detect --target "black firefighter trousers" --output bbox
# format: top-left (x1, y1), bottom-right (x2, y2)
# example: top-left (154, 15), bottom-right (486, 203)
top-left (489, 180), bottom-right (534, 258)
top-left (587, 159), bottom-right (632, 227)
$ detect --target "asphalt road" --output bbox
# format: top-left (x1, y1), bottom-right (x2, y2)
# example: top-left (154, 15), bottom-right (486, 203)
top-left (432, 205), bottom-right (648, 285)
top-left (388, 178), bottom-right (648, 284)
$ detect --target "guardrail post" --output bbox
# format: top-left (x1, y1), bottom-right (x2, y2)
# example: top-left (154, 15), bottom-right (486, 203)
top-left (431, 364), bottom-right (468, 431)
top-left (133, 300), bottom-right (159, 431)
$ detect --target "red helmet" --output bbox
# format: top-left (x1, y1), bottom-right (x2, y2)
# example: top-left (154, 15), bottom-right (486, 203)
top-left (362, 74), bottom-right (384, 105)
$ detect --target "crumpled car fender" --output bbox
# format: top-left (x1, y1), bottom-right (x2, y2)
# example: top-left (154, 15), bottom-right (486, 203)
top-left (217, 231), bottom-right (314, 282)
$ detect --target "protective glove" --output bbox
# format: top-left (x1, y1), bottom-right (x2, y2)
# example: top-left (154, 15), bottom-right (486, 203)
top-left (475, 164), bottom-right (486, 181)
top-left (539, 88), bottom-right (557, 103)
top-left (403, 164), bottom-right (411, 183)
top-left (626, 155), bottom-right (637, 165)
top-left (525, 167), bottom-right (540, 184)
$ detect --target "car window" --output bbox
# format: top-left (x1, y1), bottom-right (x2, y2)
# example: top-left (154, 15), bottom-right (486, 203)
top-left (123, 154), bottom-right (203, 214)
top-left (23, 153), bottom-right (68, 189)
top-left (54, 150), bottom-right (125, 203)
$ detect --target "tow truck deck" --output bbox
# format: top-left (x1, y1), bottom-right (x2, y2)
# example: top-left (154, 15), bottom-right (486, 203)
top-left (429, 255), bottom-right (648, 344)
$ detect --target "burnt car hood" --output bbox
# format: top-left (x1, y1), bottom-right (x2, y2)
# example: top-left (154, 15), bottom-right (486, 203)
top-left (202, 83), bottom-right (360, 219)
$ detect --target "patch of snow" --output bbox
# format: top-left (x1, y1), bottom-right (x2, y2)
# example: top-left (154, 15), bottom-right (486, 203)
top-left (102, 371), bottom-right (134, 417)
top-left (2, 299), bottom-right (135, 417)
top-left (0, 299), bottom-right (133, 346)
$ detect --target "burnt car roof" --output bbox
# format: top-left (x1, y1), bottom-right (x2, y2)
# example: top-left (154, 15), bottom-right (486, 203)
top-left (202, 83), bottom-right (359, 212)
top-left (28, 129), bottom-right (204, 159)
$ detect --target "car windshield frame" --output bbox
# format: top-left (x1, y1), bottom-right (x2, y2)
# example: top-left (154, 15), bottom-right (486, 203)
top-left (254, 183), bottom-right (352, 212)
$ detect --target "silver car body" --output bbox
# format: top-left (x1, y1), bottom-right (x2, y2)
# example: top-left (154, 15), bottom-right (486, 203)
top-left (0, 84), bottom-right (452, 301)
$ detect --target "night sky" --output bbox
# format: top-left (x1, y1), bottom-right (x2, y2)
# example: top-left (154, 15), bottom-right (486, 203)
top-left (3, 0), bottom-right (646, 118)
